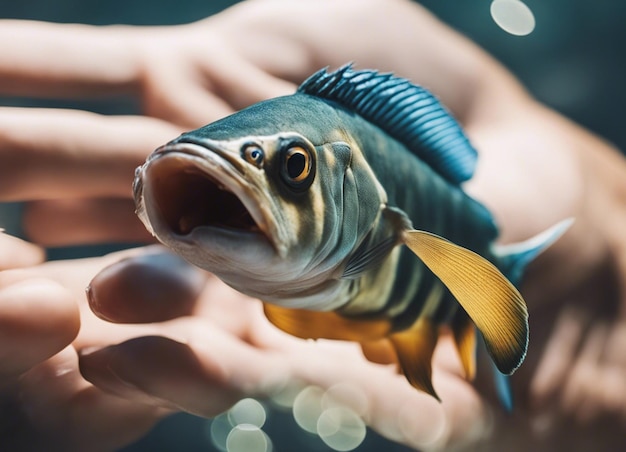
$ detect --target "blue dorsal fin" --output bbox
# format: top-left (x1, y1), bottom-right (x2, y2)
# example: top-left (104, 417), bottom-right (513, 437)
top-left (297, 64), bottom-right (478, 184)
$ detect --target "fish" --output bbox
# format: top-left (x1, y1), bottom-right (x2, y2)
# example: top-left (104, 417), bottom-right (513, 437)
top-left (133, 65), bottom-right (569, 403)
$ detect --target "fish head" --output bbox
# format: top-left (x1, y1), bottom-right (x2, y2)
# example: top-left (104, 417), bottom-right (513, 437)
top-left (133, 95), bottom-right (388, 307)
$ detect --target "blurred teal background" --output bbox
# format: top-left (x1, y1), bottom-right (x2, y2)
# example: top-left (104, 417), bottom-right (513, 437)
top-left (1, 1), bottom-right (624, 451)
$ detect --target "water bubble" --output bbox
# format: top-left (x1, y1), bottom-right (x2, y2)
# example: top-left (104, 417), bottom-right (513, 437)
top-left (317, 407), bottom-right (367, 451)
top-left (293, 386), bottom-right (325, 433)
top-left (226, 424), bottom-right (271, 452)
top-left (490, 0), bottom-right (536, 36)
top-left (228, 398), bottom-right (267, 428)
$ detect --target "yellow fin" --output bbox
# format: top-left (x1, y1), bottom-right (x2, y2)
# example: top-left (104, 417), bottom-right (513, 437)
top-left (389, 317), bottom-right (440, 400)
top-left (403, 230), bottom-right (528, 375)
top-left (451, 310), bottom-right (477, 380)
top-left (263, 303), bottom-right (391, 342)
top-left (360, 339), bottom-right (397, 365)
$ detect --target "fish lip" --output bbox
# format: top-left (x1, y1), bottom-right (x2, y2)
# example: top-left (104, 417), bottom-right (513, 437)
top-left (135, 141), bottom-right (277, 251)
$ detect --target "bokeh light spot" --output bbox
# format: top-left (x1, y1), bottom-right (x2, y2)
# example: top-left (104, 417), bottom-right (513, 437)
top-left (490, 0), bottom-right (536, 36)
top-left (270, 379), bottom-right (306, 409)
top-left (226, 424), bottom-right (271, 452)
top-left (206, 413), bottom-right (231, 452)
top-left (322, 383), bottom-right (369, 418)
top-left (228, 398), bottom-right (267, 428)
top-left (293, 385), bottom-right (325, 433)
top-left (317, 407), bottom-right (367, 451)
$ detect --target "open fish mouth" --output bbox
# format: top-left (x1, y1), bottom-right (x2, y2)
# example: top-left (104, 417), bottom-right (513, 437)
top-left (137, 143), bottom-right (267, 239)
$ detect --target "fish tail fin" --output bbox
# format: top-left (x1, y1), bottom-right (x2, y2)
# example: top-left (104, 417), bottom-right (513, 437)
top-left (494, 218), bottom-right (574, 284)
top-left (492, 361), bottom-right (514, 412)
top-left (485, 218), bottom-right (572, 410)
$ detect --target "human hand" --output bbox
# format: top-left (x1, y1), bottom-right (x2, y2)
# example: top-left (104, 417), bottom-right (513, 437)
top-left (0, 236), bottom-right (173, 451)
top-left (462, 97), bottom-right (626, 449)
top-left (1, 241), bottom-right (489, 451)
top-left (0, 3), bottom-right (295, 247)
top-left (0, 0), bottom-right (501, 248)
top-left (508, 115), bottom-right (626, 448)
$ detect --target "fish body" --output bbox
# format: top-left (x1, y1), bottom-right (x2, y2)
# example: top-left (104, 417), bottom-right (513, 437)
top-left (133, 66), bottom-right (567, 400)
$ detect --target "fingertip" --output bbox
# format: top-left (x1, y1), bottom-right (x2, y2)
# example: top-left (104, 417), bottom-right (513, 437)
top-left (0, 232), bottom-right (45, 270)
top-left (437, 373), bottom-right (493, 450)
top-left (0, 278), bottom-right (80, 377)
top-left (396, 391), bottom-right (448, 449)
top-left (88, 249), bottom-right (206, 323)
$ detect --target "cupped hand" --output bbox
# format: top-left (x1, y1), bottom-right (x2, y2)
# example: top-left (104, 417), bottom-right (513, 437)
top-left (0, 241), bottom-right (492, 451)
top-left (78, 247), bottom-right (492, 451)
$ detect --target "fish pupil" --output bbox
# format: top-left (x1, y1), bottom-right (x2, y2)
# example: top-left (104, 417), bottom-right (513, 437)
top-left (287, 153), bottom-right (306, 179)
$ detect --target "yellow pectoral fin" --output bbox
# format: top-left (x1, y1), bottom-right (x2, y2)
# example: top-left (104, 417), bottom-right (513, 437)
top-left (403, 230), bottom-right (528, 375)
top-left (263, 303), bottom-right (391, 342)
top-left (389, 317), bottom-right (440, 400)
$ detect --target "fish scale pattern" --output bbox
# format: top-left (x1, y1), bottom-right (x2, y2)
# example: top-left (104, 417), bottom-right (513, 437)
top-left (297, 64), bottom-right (478, 184)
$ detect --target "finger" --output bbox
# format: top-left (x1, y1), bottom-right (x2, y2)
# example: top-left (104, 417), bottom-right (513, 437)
top-left (0, 232), bottom-right (44, 269)
top-left (79, 312), bottom-right (490, 450)
top-left (140, 37), bottom-right (296, 129)
top-left (0, 20), bottom-right (140, 98)
top-left (78, 330), bottom-right (289, 418)
top-left (250, 308), bottom-right (489, 449)
top-left (529, 308), bottom-right (586, 411)
top-left (15, 346), bottom-right (165, 451)
top-left (23, 198), bottom-right (153, 246)
top-left (285, 336), bottom-right (489, 450)
top-left (0, 278), bottom-right (79, 380)
top-left (430, 338), bottom-right (492, 449)
top-left (561, 324), bottom-right (608, 421)
top-left (201, 50), bottom-right (297, 112)
top-left (88, 248), bottom-right (206, 323)
top-left (142, 70), bottom-right (235, 129)
top-left (0, 107), bottom-right (180, 201)
top-left (0, 247), bottom-right (155, 311)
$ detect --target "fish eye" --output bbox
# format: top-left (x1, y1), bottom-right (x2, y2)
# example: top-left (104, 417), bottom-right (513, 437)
top-left (241, 144), bottom-right (264, 168)
top-left (280, 144), bottom-right (314, 191)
